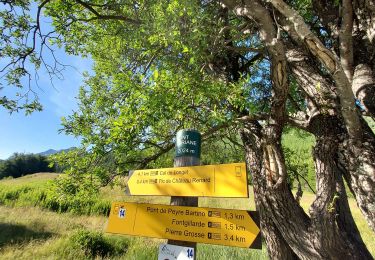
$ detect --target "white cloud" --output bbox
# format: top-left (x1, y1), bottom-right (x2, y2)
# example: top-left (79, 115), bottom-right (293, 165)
top-left (41, 55), bottom-right (93, 117)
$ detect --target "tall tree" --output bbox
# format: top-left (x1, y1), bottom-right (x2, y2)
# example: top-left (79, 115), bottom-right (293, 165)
top-left (1, 0), bottom-right (374, 259)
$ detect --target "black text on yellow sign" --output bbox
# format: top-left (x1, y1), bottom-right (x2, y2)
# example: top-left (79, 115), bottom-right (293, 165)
top-left (106, 202), bottom-right (261, 249)
top-left (126, 163), bottom-right (248, 197)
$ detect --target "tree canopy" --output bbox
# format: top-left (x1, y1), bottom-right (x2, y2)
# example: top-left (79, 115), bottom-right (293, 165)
top-left (0, 153), bottom-right (54, 179)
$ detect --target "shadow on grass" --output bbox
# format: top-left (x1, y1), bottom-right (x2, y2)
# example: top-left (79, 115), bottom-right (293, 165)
top-left (0, 223), bottom-right (54, 247)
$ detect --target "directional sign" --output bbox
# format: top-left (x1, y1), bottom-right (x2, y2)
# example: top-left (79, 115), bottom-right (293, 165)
top-left (106, 202), bottom-right (261, 249)
top-left (126, 163), bottom-right (248, 197)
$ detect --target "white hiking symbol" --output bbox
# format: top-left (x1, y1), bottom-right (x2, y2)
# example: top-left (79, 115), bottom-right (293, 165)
top-left (118, 207), bottom-right (126, 218)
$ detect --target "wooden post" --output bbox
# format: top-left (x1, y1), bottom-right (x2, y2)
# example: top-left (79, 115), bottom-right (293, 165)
top-left (168, 129), bottom-right (201, 256)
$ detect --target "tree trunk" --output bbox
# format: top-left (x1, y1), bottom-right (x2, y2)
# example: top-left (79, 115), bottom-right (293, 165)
top-left (239, 122), bottom-right (298, 260)
top-left (352, 64), bottom-right (375, 117)
top-left (240, 119), bottom-right (372, 259)
top-left (335, 168), bottom-right (372, 259)
top-left (309, 118), bottom-right (372, 259)
top-left (222, 0), bottom-right (374, 257)
top-left (274, 2), bottom-right (375, 232)
top-left (240, 123), bottom-right (322, 259)
top-left (340, 122), bottom-right (375, 232)
top-left (286, 45), bottom-right (375, 233)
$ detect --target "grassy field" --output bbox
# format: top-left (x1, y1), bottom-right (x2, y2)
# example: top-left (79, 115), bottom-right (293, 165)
top-left (0, 174), bottom-right (374, 259)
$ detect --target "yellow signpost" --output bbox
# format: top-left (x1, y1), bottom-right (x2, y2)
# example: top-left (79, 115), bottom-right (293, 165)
top-left (106, 202), bottom-right (261, 249)
top-left (126, 163), bottom-right (248, 197)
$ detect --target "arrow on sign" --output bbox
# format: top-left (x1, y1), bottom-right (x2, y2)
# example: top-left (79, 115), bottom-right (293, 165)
top-left (106, 202), bottom-right (261, 249)
top-left (126, 163), bottom-right (248, 198)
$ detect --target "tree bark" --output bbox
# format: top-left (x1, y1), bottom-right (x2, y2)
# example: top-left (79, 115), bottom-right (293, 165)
top-left (285, 33), bottom-right (375, 233)
top-left (335, 167), bottom-right (372, 259)
top-left (222, 0), bottom-right (374, 257)
top-left (240, 122), bottom-right (298, 260)
top-left (312, 0), bottom-right (375, 119)
top-left (285, 44), bottom-right (371, 257)
top-left (353, 0), bottom-right (375, 43)
top-left (240, 120), bottom-right (372, 259)
top-left (269, 0), bottom-right (363, 140)
top-left (309, 121), bottom-right (372, 259)
top-left (339, 0), bottom-right (354, 82)
top-left (353, 64), bottom-right (375, 117)
top-left (340, 124), bottom-right (375, 232)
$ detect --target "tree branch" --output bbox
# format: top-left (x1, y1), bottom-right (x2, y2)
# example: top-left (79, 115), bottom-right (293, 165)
top-left (74, 0), bottom-right (141, 25)
top-left (287, 116), bottom-right (309, 131)
top-left (339, 0), bottom-right (354, 82)
top-left (269, 0), bottom-right (363, 140)
top-left (236, 113), bottom-right (269, 122)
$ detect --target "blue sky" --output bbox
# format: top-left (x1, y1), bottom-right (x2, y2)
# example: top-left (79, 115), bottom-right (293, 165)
top-left (0, 53), bottom-right (92, 159)
top-left (0, 5), bottom-right (94, 160)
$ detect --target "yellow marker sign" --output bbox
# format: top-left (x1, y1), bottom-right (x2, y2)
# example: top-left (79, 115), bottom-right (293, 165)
top-left (106, 202), bottom-right (261, 249)
top-left (126, 163), bottom-right (248, 197)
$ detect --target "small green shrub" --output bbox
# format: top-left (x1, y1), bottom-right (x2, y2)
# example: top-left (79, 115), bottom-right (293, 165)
top-left (0, 180), bottom-right (111, 216)
top-left (69, 229), bottom-right (128, 258)
top-left (0, 186), bottom-right (33, 204)
top-left (91, 200), bottom-right (111, 216)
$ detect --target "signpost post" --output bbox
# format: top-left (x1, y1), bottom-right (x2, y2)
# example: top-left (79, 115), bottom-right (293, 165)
top-left (169, 129), bottom-right (201, 257)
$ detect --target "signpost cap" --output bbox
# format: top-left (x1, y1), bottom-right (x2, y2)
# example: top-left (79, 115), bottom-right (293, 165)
top-left (175, 129), bottom-right (201, 158)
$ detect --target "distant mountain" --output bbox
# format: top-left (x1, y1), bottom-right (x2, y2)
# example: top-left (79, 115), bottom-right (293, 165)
top-left (38, 147), bottom-right (76, 156)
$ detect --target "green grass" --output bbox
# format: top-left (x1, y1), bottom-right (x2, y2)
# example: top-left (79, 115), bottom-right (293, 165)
top-left (298, 191), bottom-right (375, 256)
top-left (0, 172), bottom-right (59, 187)
top-left (0, 205), bottom-right (265, 259)
top-left (0, 205), bottom-right (125, 259)
top-left (364, 116), bottom-right (375, 133)
top-left (282, 128), bottom-right (316, 190)
top-left (0, 173), bottom-right (112, 216)
top-left (0, 173), bottom-right (374, 259)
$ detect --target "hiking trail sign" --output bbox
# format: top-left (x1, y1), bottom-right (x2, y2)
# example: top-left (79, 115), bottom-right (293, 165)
top-left (106, 202), bottom-right (261, 249)
top-left (126, 162), bottom-right (248, 198)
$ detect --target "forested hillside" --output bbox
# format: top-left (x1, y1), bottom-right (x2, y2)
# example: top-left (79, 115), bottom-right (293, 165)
top-left (0, 153), bottom-right (55, 180)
